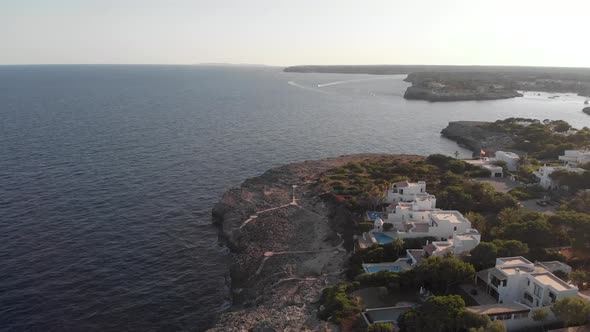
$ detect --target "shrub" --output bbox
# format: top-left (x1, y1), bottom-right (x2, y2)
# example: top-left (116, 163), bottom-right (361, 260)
top-left (318, 284), bottom-right (362, 324)
top-left (383, 223), bottom-right (393, 231)
top-left (368, 323), bottom-right (394, 332)
top-left (358, 222), bottom-right (373, 233)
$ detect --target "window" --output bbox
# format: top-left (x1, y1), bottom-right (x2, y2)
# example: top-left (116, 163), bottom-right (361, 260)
top-left (533, 284), bottom-right (542, 298)
top-left (527, 279), bottom-right (530, 286)
top-left (524, 292), bottom-right (533, 303)
top-left (453, 226), bottom-right (457, 231)
top-left (549, 292), bottom-right (557, 303)
top-left (513, 312), bottom-right (529, 319)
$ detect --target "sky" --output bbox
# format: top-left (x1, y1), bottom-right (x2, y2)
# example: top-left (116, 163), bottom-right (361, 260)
top-left (2, 0), bottom-right (590, 67)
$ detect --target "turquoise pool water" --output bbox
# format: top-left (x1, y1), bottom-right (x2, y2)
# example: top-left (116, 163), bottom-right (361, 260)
top-left (365, 265), bottom-right (402, 273)
top-left (373, 232), bottom-right (394, 244)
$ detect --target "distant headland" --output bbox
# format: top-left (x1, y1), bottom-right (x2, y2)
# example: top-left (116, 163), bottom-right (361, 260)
top-left (284, 65), bottom-right (590, 102)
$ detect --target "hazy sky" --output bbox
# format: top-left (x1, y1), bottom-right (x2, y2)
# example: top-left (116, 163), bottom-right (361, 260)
top-left (2, 0), bottom-right (590, 67)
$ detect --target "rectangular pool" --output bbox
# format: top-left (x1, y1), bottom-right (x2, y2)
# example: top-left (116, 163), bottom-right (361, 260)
top-left (365, 265), bottom-right (402, 273)
top-left (373, 232), bottom-right (394, 244)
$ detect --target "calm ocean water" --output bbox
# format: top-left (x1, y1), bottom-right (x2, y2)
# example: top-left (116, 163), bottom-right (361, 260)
top-left (0, 65), bottom-right (588, 331)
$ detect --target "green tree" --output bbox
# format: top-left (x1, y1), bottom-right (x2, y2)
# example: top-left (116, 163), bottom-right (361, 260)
top-left (551, 296), bottom-right (590, 327)
top-left (414, 256), bottom-right (475, 294)
top-left (368, 322), bottom-right (394, 332)
top-left (469, 242), bottom-right (498, 271)
top-left (392, 237), bottom-right (405, 257)
top-left (569, 270), bottom-right (590, 291)
top-left (398, 295), bottom-right (491, 332)
top-left (492, 239), bottom-right (529, 257)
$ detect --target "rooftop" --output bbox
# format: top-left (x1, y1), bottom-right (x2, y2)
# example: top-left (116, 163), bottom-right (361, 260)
top-left (407, 249), bottom-right (425, 265)
top-left (498, 257), bottom-right (533, 266)
top-left (531, 272), bottom-right (574, 291)
top-left (537, 261), bottom-right (571, 272)
top-left (406, 222), bottom-right (429, 233)
top-left (430, 211), bottom-right (465, 223)
top-left (497, 151), bottom-right (520, 158)
top-left (500, 266), bottom-right (535, 275)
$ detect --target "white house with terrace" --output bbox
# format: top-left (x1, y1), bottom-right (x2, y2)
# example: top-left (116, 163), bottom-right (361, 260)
top-left (385, 181), bottom-right (428, 204)
top-left (494, 151), bottom-right (520, 172)
top-left (559, 149), bottom-right (590, 166)
top-left (472, 257), bottom-right (580, 331)
top-left (406, 229), bottom-right (482, 261)
top-left (386, 195), bottom-right (437, 223)
top-left (476, 257), bottom-right (578, 306)
top-left (533, 164), bottom-right (586, 190)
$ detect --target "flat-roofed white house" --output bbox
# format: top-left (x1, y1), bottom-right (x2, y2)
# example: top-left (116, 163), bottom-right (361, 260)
top-left (386, 195), bottom-right (437, 223)
top-left (390, 210), bottom-right (475, 241)
top-left (533, 165), bottom-right (586, 190)
top-left (559, 150), bottom-right (590, 166)
top-left (476, 257), bottom-right (578, 307)
top-left (406, 229), bottom-right (482, 260)
top-left (483, 164), bottom-right (503, 178)
top-left (385, 181), bottom-right (428, 203)
top-left (495, 151), bottom-right (520, 172)
top-left (472, 257), bottom-right (580, 331)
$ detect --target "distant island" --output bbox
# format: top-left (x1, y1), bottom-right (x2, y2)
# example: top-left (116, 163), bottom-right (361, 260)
top-left (284, 65), bottom-right (590, 102)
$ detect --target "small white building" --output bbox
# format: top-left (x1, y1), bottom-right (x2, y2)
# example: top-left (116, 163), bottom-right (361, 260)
top-left (385, 181), bottom-right (428, 203)
top-left (495, 151), bottom-right (520, 172)
top-left (559, 150), bottom-right (590, 166)
top-left (533, 164), bottom-right (585, 190)
top-left (483, 164), bottom-right (504, 178)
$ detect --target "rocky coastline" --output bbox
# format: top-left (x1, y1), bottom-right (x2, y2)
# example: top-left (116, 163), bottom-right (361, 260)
top-left (208, 154), bottom-right (414, 331)
top-left (403, 85), bottom-right (522, 102)
top-left (440, 121), bottom-right (514, 155)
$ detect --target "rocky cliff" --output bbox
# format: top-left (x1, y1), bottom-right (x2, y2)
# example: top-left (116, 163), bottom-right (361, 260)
top-left (440, 121), bottom-right (515, 154)
top-left (208, 155), bottom-right (410, 331)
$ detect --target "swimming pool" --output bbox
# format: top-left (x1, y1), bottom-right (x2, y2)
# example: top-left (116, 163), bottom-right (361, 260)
top-left (365, 265), bottom-right (402, 273)
top-left (367, 212), bottom-right (381, 220)
top-left (373, 232), bottom-right (394, 244)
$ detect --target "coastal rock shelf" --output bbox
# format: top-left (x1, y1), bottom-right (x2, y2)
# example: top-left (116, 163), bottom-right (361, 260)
top-left (208, 154), bottom-right (421, 331)
top-left (440, 121), bottom-right (514, 154)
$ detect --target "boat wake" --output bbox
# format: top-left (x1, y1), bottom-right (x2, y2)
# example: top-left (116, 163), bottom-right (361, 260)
top-left (317, 76), bottom-right (399, 87)
top-left (287, 81), bottom-right (330, 94)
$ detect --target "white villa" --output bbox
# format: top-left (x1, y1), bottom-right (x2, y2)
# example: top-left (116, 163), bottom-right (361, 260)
top-left (476, 257), bottom-right (578, 307)
top-left (471, 257), bottom-right (581, 330)
top-left (494, 151), bottom-right (520, 172)
top-left (406, 229), bottom-right (481, 261)
top-left (533, 164), bottom-right (585, 190)
top-left (559, 149), bottom-right (590, 166)
top-left (386, 195), bottom-right (437, 223)
top-left (385, 181), bottom-right (428, 203)
top-left (364, 181), bottom-right (481, 254)
top-left (392, 210), bottom-right (475, 240)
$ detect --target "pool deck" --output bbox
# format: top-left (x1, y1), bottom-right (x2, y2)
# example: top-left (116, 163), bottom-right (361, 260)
top-left (363, 261), bottom-right (412, 273)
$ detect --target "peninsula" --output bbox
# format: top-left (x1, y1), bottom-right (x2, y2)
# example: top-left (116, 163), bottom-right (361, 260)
top-left (209, 145), bottom-right (590, 331)
top-left (284, 65), bottom-right (590, 102)
top-left (209, 154), bottom-right (422, 331)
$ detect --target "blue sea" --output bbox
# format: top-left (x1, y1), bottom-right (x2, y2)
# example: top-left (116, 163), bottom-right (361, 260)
top-left (0, 65), bottom-right (587, 331)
